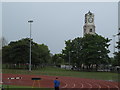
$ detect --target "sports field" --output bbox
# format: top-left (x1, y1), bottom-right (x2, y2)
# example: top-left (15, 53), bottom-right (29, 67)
top-left (2, 66), bottom-right (120, 89)
top-left (3, 66), bottom-right (119, 81)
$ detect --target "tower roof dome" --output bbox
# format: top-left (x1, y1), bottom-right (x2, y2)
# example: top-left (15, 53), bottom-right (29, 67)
top-left (88, 11), bottom-right (92, 15)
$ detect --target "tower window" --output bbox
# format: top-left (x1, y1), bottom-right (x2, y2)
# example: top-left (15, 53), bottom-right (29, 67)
top-left (90, 29), bottom-right (92, 32)
top-left (85, 18), bottom-right (87, 23)
top-left (84, 29), bottom-right (86, 33)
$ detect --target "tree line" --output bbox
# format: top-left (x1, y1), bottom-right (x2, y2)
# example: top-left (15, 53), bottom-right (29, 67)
top-left (49, 34), bottom-right (120, 71)
top-left (2, 38), bottom-right (51, 69)
top-left (2, 34), bottom-right (120, 71)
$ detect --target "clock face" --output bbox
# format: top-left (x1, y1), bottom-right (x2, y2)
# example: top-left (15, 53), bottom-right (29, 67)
top-left (88, 18), bottom-right (93, 23)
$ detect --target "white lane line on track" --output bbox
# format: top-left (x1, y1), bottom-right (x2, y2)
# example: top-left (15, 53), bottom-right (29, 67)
top-left (62, 81), bottom-right (68, 88)
top-left (93, 83), bottom-right (101, 89)
top-left (109, 83), bottom-right (119, 89)
top-left (101, 83), bottom-right (110, 90)
top-left (72, 83), bottom-right (76, 88)
top-left (80, 83), bottom-right (84, 88)
top-left (95, 83), bottom-right (101, 90)
top-left (100, 83), bottom-right (110, 90)
top-left (106, 83), bottom-right (119, 89)
top-left (63, 83), bottom-right (68, 88)
top-left (86, 82), bottom-right (92, 88)
top-left (107, 85), bottom-right (110, 90)
top-left (89, 81), bottom-right (101, 89)
top-left (114, 85), bottom-right (119, 89)
top-left (97, 82), bottom-right (109, 90)
top-left (89, 80), bottom-right (115, 90)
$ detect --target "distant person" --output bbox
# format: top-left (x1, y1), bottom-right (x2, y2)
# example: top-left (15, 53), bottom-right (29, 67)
top-left (1, 86), bottom-right (4, 90)
top-left (54, 77), bottom-right (60, 90)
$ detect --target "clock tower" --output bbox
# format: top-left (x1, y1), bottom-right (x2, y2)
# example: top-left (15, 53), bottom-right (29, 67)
top-left (83, 11), bottom-right (95, 35)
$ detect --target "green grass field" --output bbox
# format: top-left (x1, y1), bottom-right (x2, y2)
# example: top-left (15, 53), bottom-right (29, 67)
top-left (3, 66), bottom-right (120, 82)
top-left (2, 85), bottom-right (54, 90)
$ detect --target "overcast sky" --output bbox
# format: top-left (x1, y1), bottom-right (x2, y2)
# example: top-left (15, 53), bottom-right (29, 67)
top-left (2, 2), bottom-right (118, 56)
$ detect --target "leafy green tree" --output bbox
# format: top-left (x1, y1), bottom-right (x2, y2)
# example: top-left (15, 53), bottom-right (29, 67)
top-left (81, 34), bottom-right (110, 70)
top-left (62, 34), bottom-right (110, 71)
top-left (37, 44), bottom-right (51, 65)
top-left (2, 38), bottom-right (51, 69)
top-left (52, 54), bottom-right (64, 65)
top-left (114, 40), bottom-right (120, 66)
top-left (62, 40), bottom-right (72, 64)
top-left (72, 37), bottom-right (83, 67)
top-left (3, 38), bottom-right (30, 64)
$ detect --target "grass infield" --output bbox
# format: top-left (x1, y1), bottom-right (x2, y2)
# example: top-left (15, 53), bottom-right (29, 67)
top-left (2, 85), bottom-right (54, 90)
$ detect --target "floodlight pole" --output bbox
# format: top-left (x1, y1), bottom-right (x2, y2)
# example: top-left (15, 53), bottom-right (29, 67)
top-left (69, 51), bottom-right (70, 66)
top-left (28, 20), bottom-right (33, 71)
top-left (113, 35), bottom-right (116, 55)
top-left (118, 28), bottom-right (120, 52)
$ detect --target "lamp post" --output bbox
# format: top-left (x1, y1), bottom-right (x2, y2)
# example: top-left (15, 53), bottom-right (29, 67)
top-left (118, 28), bottom-right (120, 52)
top-left (69, 51), bottom-right (70, 66)
top-left (28, 20), bottom-right (33, 71)
top-left (113, 35), bottom-right (117, 55)
top-left (69, 51), bottom-right (73, 67)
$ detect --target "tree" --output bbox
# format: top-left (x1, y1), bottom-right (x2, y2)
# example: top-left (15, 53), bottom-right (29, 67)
top-left (114, 40), bottom-right (120, 66)
top-left (52, 54), bottom-right (64, 65)
top-left (36, 44), bottom-right (51, 65)
top-left (81, 34), bottom-right (110, 71)
top-left (62, 40), bottom-right (72, 64)
top-left (62, 34), bottom-right (110, 71)
top-left (2, 38), bottom-right (51, 69)
top-left (2, 38), bottom-right (30, 64)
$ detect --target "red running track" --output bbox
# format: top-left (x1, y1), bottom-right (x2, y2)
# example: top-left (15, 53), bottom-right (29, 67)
top-left (2, 73), bottom-right (120, 90)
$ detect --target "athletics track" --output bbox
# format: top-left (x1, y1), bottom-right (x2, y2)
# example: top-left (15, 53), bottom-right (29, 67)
top-left (2, 73), bottom-right (120, 90)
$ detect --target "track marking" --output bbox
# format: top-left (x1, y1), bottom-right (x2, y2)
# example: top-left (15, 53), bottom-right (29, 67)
top-left (92, 83), bottom-right (101, 89)
top-left (79, 83), bottom-right (84, 88)
top-left (108, 83), bottom-right (119, 89)
top-left (97, 82), bottom-right (110, 90)
top-left (86, 82), bottom-right (92, 88)
top-left (114, 85), bottom-right (119, 89)
top-left (90, 80), bottom-right (113, 90)
top-left (95, 83), bottom-right (101, 90)
top-left (101, 82), bottom-right (111, 90)
top-left (61, 80), bottom-right (68, 88)
top-left (107, 82), bottom-right (119, 89)
top-left (72, 83), bottom-right (76, 88)
top-left (63, 83), bottom-right (68, 88)
top-left (107, 85), bottom-right (110, 90)
top-left (88, 81), bottom-right (101, 89)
